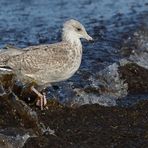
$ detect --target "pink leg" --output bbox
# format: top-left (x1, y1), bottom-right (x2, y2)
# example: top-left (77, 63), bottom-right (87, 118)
top-left (31, 86), bottom-right (47, 110)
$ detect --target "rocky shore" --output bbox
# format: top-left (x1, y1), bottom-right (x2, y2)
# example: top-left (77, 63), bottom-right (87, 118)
top-left (0, 63), bottom-right (148, 148)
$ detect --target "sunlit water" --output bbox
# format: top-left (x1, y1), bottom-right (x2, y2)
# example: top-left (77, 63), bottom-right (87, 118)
top-left (0, 0), bottom-right (148, 107)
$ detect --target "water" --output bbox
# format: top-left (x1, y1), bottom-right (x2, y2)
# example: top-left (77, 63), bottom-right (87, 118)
top-left (0, 0), bottom-right (148, 107)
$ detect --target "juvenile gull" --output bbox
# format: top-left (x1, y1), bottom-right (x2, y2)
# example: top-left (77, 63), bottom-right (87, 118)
top-left (0, 19), bottom-right (93, 109)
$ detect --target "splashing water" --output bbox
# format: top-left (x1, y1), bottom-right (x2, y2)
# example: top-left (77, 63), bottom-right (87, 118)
top-left (129, 29), bottom-right (148, 69)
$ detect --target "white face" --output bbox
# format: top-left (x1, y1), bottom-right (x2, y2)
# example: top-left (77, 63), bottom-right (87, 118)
top-left (63, 19), bottom-right (93, 41)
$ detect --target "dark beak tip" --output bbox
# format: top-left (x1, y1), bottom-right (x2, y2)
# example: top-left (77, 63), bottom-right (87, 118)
top-left (88, 37), bottom-right (94, 42)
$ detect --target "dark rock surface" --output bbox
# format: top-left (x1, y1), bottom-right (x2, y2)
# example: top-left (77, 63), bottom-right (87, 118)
top-left (0, 94), bottom-right (148, 148)
top-left (119, 63), bottom-right (148, 94)
top-left (24, 101), bottom-right (148, 148)
top-left (0, 62), bottom-right (148, 148)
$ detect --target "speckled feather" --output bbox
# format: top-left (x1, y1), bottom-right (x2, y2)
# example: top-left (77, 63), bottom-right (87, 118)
top-left (0, 19), bottom-right (92, 89)
top-left (6, 42), bottom-right (82, 85)
top-left (0, 48), bottom-right (23, 64)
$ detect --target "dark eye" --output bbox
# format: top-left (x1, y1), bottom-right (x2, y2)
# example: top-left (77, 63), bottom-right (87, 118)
top-left (77, 28), bottom-right (81, 31)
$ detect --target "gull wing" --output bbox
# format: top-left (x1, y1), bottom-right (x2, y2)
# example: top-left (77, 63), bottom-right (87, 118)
top-left (0, 48), bottom-right (24, 64)
top-left (7, 42), bottom-right (71, 74)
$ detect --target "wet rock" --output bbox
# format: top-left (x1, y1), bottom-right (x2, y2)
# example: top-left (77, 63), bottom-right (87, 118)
top-left (119, 63), bottom-right (148, 94)
top-left (0, 94), bottom-right (35, 148)
top-left (0, 91), bottom-right (55, 134)
top-left (24, 135), bottom-right (71, 148)
top-left (0, 131), bottom-right (30, 148)
top-left (0, 73), bottom-right (55, 147)
top-left (24, 100), bottom-right (148, 148)
top-left (0, 66), bottom-right (148, 147)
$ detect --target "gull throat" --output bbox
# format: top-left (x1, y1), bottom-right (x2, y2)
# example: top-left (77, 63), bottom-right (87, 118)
top-left (62, 30), bottom-right (82, 48)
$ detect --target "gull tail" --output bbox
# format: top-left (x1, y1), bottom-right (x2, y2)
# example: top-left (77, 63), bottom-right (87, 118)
top-left (0, 66), bottom-right (13, 72)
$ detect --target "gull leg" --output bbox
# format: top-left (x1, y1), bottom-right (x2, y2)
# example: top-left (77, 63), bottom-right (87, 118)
top-left (30, 86), bottom-right (47, 110)
top-left (42, 92), bottom-right (47, 106)
top-left (43, 92), bottom-right (48, 109)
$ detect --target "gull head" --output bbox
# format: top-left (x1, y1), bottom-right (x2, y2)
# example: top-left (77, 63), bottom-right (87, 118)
top-left (62, 19), bottom-right (93, 45)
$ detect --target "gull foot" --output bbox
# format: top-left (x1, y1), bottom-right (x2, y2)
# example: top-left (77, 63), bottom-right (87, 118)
top-left (31, 86), bottom-right (47, 110)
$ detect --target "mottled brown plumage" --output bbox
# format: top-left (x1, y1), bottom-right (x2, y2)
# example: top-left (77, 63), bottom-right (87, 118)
top-left (7, 42), bottom-right (81, 85)
top-left (0, 19), bottom-right (93, 109)
top-left (0, 47), bottom-right (23, 65)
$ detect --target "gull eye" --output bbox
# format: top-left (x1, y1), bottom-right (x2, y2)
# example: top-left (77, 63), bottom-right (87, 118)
top-left (76, 28), bottom-right (81, 31)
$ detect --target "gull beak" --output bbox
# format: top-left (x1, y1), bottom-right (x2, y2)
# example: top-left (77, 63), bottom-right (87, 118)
top-left (85, 33), bottom-right (93, 41)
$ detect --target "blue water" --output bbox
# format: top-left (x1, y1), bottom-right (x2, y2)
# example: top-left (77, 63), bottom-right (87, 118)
top-left (0, 0), bottom-right (148, 106)
top-left (0, 0), bottom-right (147, 48)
